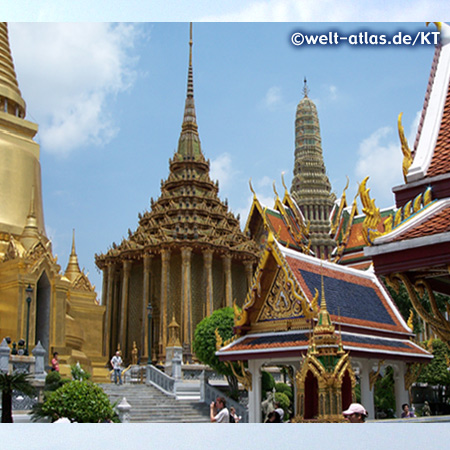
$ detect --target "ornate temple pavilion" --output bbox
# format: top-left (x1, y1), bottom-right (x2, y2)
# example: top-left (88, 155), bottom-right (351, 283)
top-left (0, 23), bottom-right (106, 379)
top-left (95, 25), bottom-right (258, 365)
top-left (365, 22), bottom-right (450, 346)
top-left (217, 233), bottom-right (431, 422)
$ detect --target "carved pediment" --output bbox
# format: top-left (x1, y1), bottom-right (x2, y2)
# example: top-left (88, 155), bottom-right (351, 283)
top-left (72, 273), bottom-right (95, 292)
top-left (257, 267), bottom-right (306, 322)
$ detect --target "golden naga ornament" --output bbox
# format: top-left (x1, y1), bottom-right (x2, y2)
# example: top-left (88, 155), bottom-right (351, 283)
top-left (398, 112), bottom-right (413, 182)
top-left (358, 177), bottom-right (383, 245)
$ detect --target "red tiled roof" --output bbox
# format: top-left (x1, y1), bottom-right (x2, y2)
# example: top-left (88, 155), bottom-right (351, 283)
top-left (265, 211), bottom-right (298, 247)
top-left (426, 77), bottom-right (450, 177)
top-left (392, 205), bottom-right (450, 241)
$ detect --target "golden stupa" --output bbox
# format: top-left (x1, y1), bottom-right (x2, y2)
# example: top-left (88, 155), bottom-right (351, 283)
top-left (0, 23), bottom-right (107, 380)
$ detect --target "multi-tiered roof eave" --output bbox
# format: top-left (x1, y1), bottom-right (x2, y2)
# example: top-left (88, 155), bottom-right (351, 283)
top-left (96, 26), bottom-right (258, 268)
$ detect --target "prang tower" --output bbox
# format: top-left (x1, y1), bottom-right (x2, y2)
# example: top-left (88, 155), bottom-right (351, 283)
top-left (290, 80), bottom-right (336, 259)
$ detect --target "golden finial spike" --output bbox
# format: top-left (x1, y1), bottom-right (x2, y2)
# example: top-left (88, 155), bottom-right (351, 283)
top-left (272, 181), bottom-right (280, 200)
top-left (189, 22), bottom-right (193, 67)
top-left (71, 228), bottom-right (76, 255)
top-left (249, 178), bottom-right (256, 198)
top-left (281, 172), bottom-right (288, 194)
top-left (303, 77), bottom-right (309, 97)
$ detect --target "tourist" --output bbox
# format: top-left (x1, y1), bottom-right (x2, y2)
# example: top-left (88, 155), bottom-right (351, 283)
top-left (210, 396), bottom-right (229, 423)
top-left (265, 411), bottom-right (281, 423)
top-left (229, 407), bottom-right (241, 423)
top-left (274, 401), bottom-right (284, 422)
top-left (401, 403), bottom-right (415, 418)
top-left (110, 351), bottom-right (123, 385)
top-left (51, 352), bottom-right (59, 372)
top-left (342, 403), bottom-right (368, 423)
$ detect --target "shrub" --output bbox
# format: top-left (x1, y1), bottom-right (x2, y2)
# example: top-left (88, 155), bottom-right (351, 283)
top-left (33, 380), bottom-right (118, 423)
top-left (275, 382), bottom-right (292, 400)
top-left (275, 391), bottom-right (290, 421)
top-left (261, 371), bottom-right (275, 397)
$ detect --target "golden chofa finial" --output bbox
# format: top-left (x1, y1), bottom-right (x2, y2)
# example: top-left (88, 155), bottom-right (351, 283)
top-left (303, 77), bottom-right (309, 97)
top-left (281, 171), bottom-right (288, 194)
top-left (398, 112), bottom-right (413, 182)
top-left (249, 178), bottom-right (257, 198)
top-left (426, 22), bottom-right (442, 32)
top-left (272, 181), bottom-right (280, 200)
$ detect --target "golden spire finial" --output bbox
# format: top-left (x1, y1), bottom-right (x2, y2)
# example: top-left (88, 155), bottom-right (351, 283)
top-left (303, 77), bottom-right (309, 97)
top-left (272, 181), bottom-right (280, 200)
top-left (249, 178), bottom-right (257, 198)
top-left (0, 23), bottom-right (26, 118)
top-left (189, 22), bottom-right (193, 67)
top-left (65, 229), bottom-right (82, 282)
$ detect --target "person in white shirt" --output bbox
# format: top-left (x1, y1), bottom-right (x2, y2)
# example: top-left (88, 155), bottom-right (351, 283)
top-left (210, 397), bottom-right (229, 423)
top-left (110, 351), bottom-right (123, 385)
top-left (274, 401), bottom-right (284, 422)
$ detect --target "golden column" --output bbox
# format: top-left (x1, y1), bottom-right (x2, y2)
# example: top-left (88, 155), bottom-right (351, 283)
top-left (141, 254), bottom-right (153, 360)
top-left (244, 260), bottom-right (254, 292)
top-left (222, 254), bottom-right (232, 308)
top-left (159, 248), bottom-right (170, 359)
top-left (181, 246), bottom-right (193, 355)
top-left (104, 263), bottom-right (115, 356)
top-left (203, 249), bottom-right (214, 316)
top-left (119, 260), bottom-right (132, 355)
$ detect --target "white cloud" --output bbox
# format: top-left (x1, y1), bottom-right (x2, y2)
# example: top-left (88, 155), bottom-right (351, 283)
top-left (210, 152), bottom-right (234, 189)
top-left (328, 85), bottom-right (338, 101)
top-left (354, 113), bottom-right (419, 207)
top-left (9, 23), bottom-right (142, 156)
top-left (263, 86), bottom-right (283, 110)
top-left (200, 0), bottom-right (444, 21)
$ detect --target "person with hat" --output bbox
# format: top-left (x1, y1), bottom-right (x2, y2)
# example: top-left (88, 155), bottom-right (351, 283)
top-left (342, 403), bottom-right (368, 423)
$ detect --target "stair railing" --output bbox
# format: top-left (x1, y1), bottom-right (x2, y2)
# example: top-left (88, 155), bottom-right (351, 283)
top-left (146, 364), bottom-right (176, 397)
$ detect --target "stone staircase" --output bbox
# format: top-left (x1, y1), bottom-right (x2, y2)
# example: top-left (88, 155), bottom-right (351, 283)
top-left (99, 383), bottom-right (210, 423)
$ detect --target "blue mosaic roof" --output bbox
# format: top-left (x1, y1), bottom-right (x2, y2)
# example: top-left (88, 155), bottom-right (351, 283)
top-left (298, 270), bottom-right (396, 326)
top-left (342, 333), bottom-right (409, 349)
top-left (246, 332), bottom-right (309, 346)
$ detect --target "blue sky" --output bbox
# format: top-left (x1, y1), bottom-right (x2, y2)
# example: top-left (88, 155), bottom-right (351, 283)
top-left (7, 22), bottom-right (440, 293)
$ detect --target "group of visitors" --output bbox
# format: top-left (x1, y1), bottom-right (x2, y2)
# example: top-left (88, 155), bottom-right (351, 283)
top-left (209, 397), bottom-right (240, 423)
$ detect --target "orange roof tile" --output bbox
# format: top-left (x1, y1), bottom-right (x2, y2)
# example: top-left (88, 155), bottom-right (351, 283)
top-left (393, 205), bottom-right (450, 241)
top-left (426, 80), bottom-right (450, 177)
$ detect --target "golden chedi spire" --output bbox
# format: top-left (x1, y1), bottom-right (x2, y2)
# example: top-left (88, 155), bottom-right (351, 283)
top-left (0, 23), bottom-right (26, 118)
top-left (0, 22), bottom-right (46, 248)
top-left (177, 22), bottom-right (202, 159)
top-left (65, 229), bottom-right (82, 282)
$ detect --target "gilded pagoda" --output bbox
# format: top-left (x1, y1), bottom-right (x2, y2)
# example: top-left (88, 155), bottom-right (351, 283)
top-left (0, 23), bottom-right (106, 380)
top-left (95, 25), bottom-right (258, 365)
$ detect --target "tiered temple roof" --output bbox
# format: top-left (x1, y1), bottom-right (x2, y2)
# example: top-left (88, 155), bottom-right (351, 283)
top-left (96, 25), bottom-right (257, 267)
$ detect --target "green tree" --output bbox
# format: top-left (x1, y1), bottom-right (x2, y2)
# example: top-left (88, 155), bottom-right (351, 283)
top-left (32, 380), bottom-right (118, 423)
top-left (0, 371), bottom-right (35, 423)
top-left (417, 339), bottom-right (450, 404)
top-left (373, 366), bottom-right (396, 418)
top-left (192, 307), bottom-right (240, 396)
top-left (275, 382), bottom-right (293, 401)
top-left (261, 370), bottom-right (275, 397)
